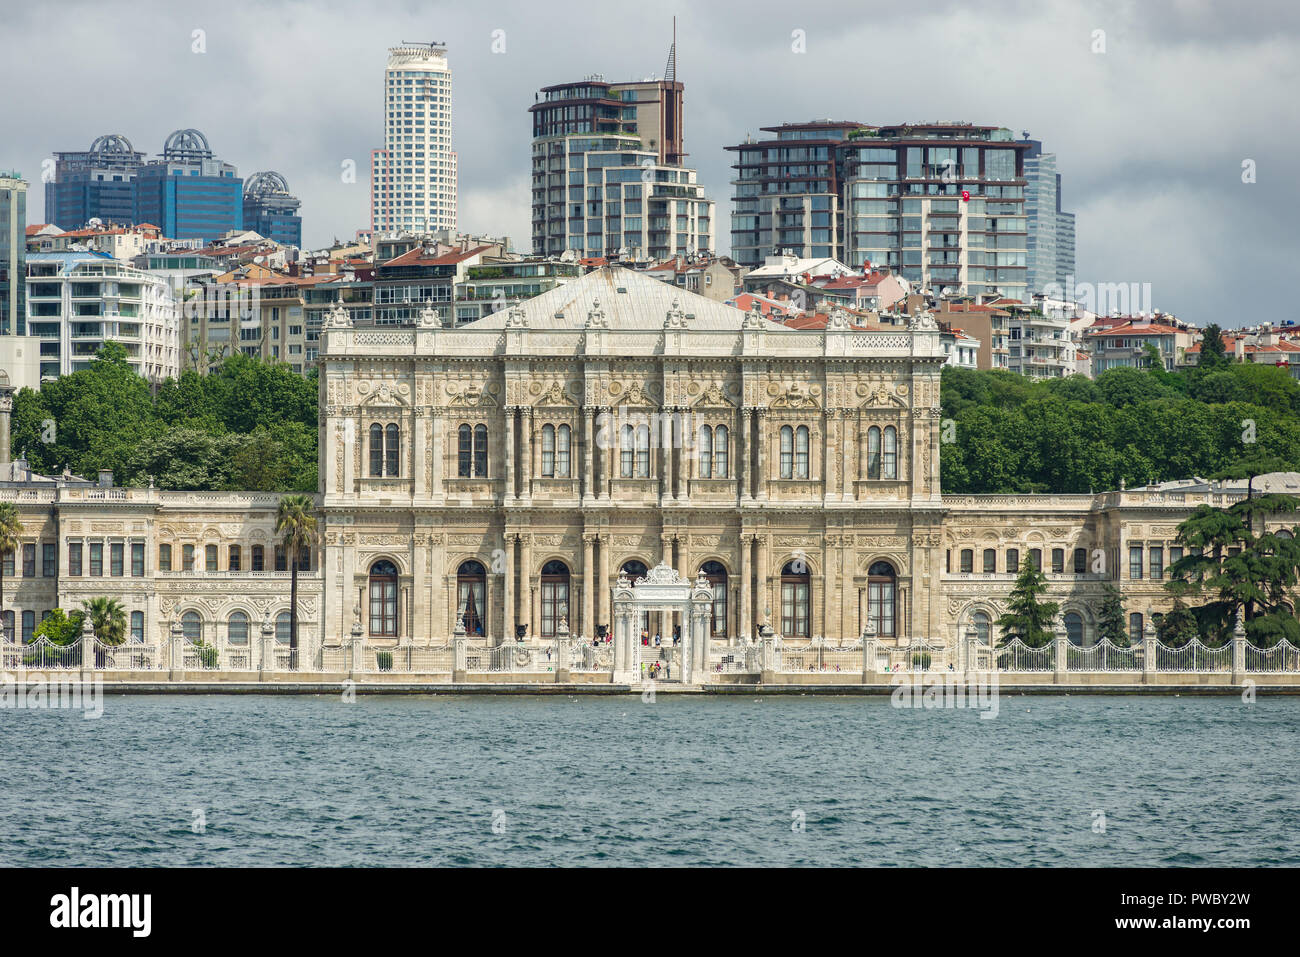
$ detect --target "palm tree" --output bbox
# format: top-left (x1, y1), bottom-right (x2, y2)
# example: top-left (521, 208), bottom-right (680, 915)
top-left (275, 494), bottom-right (317, 652)
top-left (81, 597), bottom-right (127, 646)
top-left (0, 502), bottom-right (24, 641)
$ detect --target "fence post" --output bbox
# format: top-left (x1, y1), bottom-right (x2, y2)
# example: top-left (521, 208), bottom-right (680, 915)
top-left (554, 617), bottom-right (571, 683)
top-left (862, 619), bottom-right (879, 683)
top-left (80, 617), bottom-right (96, 683)
top-left (169, 620), bottom-right (184, 682)
top-left (1053, 625), bottom-right (1068, 684)
top-left (758, 623), bottom-right (776, 684)
top-left (965, 628), bottom-right (980, 676)
top-left (349, 617), bottom-right (365, 680)
top-left (1142, 621), bottom-right (1157, 684)
top-left (453, 627), bottom-right (467, 684)
top-left (260, 613), bottom-right (275, 678)
top-left (1231, 608), bottom-right (1246, 685)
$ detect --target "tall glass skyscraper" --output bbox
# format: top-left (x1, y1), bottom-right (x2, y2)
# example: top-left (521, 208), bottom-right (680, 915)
top-left (45, 134), bottom-right (144, 229)
top-left (0, 172), bottom-right (27, 336)
top-left (371, 44), bottom-right (458, 236)
top-left (134, 129), bottom-right (243, 243)
top-left (1023, 139), bottom-right (1076, 295)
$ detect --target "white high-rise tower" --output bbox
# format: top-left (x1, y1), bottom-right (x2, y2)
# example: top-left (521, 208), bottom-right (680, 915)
top-left (370, 43), bottom-right (457, 236)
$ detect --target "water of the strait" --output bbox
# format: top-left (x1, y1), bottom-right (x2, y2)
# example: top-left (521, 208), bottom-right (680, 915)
top-left (2, 693), bottom-right (1295, 866)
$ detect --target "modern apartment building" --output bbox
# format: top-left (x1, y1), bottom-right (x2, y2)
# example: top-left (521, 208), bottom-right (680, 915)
top-left (1085, 317), bottom-right (1195, 373)
top-left (1004, 302), bottom-right (1079, 379)
top-left (44, 134), bottom-right (145, 229)
top-left (529, 62), bottom-right (714, 260)
top-left (1023, 139), bottom-right (1076, 295)
top-left (370, 44), bottom-right (458, 236)
top-left (454, 259), bottom-right (581, 324)
top-left (134, 129), bottom-right (244, 243)
top-left (242, 172), bottom-right (303, 248)
top-left (1, 171), bottom-right (27, 336)
top-left (25, 251), bottom-right (179, 382)
top-left (726, 120), bottom-right (861, 268)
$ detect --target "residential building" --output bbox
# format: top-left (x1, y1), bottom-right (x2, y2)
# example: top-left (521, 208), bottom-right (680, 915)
top-left (27, 222), bottom-right (163, 260)
top-left (529, 53), bottom-right (714, 260)
top-left (25, 250), bottom-right (179, 382)
top-left (44, 134), bottom-right (145, 230)
top-left (726, 120), bottom-right (861, 267)
top-left (937, 301), bottom-right (1012, 370)
top-left (637, 255), bottom-right (744, 303)
top-left (939, 322), bottom-right (981, 369)
top-left (1182, 324), bottom-right (1300, 379)
top-left (242, 172), bottom-right (303, 248)
top-left (372, 242), bottom-right (493, 326)
top-left (454, 259), bottom-right (581, 324)
top-left (1023, 139), bottom-right (1077, 295)
top-left (1, 171), bottom-right (27, 336)
top-left (371, 43), bottom-right (458, 236)
top-left (134, 129), bottom-right (243, 243)
top-left (1004, 301), bottom-right (1079, 379)
top-left (1085, 316), bottom-right (1196, 373)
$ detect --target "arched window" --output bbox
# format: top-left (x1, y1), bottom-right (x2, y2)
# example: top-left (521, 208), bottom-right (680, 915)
top-left (385, 423), bottom-right (400, 476)
top-left (1051, 548), bottom-right (1065, 574)
top-left (699, 425), bottom-right (713, 478)
top-left (541, 424), bottom-right (556, 476)
top-left (130, 611), bottom-right (144, 643)
top-left (457, 560), bottom-right (486, 637)
top-left (251, 544), bottom-right (265, 571)
top-left (714, 425), bottom-right (728, 478)
top-left (369, 423), bottom-right (384, 476)
top-left (556, 424), bottom-right (571, 477)
top-left (867, 561), bottom-right (896, 637)
top-left (1065, 612), bottom-right (1084, 646)
top-left (228, 611), bottom-right (249, 645)
top-left (982, 548), bottom-right (996, 573)
top-left (780, 426), bottom-right (794, 478)
top-left (473, 424), bottom-right (488, 477)
top-left (180, 610), bottom-right (202, 641)
top-left (620, 424), bottom-right (635, 477)
top-left (882, 426), bottom-right (897, 480)
top-left (971, 611), bottom-right (991, 644)
top-left (540, 560), bottom-right (570, 637)
top-left (275, 611), bottom-right (292, 644)
top-left (229, 544), bottom-right (241, 571)
top-left (867, 426), bottom-right (881, 479)
top-left (369, 560), bottom-right (399, 637)
top-left (1128, 612), bottom-right (1144, 645)
top-left (960, 548), bottom-right (973, 573)
top-left (780, 560), bottom-right (811, 639)
top-left (1006, 548), bottom-right (1019, 574)
top-left (1073, 547), bottom-right (1088, 574)
top-left (794, 425), bottom-right (810, 479)
top-left (1277, 529), bottom-right (1294, 540)
top-left (634, 424), bottom-right (650, 477)
top-left (701, 560), bottom-right (728, 636)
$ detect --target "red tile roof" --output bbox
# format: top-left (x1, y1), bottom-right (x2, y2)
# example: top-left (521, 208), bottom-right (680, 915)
top-left (383, 244), bottom-right (493, 267)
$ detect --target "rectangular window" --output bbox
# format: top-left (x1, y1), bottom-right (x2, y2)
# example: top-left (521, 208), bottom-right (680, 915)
top-left (1, 552), bottom-right (10, 577)
top-left (982, 549), bottom-right (996, 574)
top-left (110, 542), bottom-right (124, 577)
top-left (298, 547), bottom-right (311, 572)
top-left (1051, 548), bottom-right (1064, 575)
top-left (158, 544), bottom-right (171, 572)
top-left (959, 549), bottom-right (973, 574)
top-left (1129, 545), bottom-right (1143, 580)
top-left (131, 542), bottom-right (144, 577)
top-left (1006, 548), bottom-right (1019, 574)
top-left (206, 544), bottom-right (218, 572)
top-left (42, 543), bottom-right (56, 577)
top-left (1150, 546), bottom-right (1164, 581)
top-left (90, 542), bottom-right (104, 576)
top-left (69, 542), bottom-right (83, 576)
top-left (130, 611), bottom-right (144, 642)
top-left (252, 545), bottom-right (265, 571)
top-left (275, 545), bottom-right (287, 572)
top-left (229, 545), bottom-right (241, 571)
top-left (183, 544), bottom-right (195, 571)
top-left (1169, 546), bottom-right (1183, 567)
top-left (1129, 612), bottom-right (1144, 645)
top-left (22, 543), bottom-right (35, 577)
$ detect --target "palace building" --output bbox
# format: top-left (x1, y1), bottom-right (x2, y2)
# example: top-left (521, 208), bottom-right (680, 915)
top-left (0, 267), bottom-right (1268, 659)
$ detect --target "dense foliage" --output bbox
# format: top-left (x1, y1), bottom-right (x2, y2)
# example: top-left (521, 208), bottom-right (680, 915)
top-left (940, 356), bottom-right (1300, 494)
top-left (10, 343), bottom-right (318, 492)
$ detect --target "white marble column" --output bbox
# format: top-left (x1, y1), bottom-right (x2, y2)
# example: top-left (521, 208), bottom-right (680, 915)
top-left (504, 406), bottom-right (516, 500)
top-left (755, 410), bottom-right (768, 501)
top-left (740, 409), bottom-right (752, 501)
top-left (582, 534), bottom-right (595, 640)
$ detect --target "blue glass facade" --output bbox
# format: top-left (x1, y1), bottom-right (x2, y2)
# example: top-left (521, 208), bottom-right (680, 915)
top-left (135, 166), bottom-right (243, 243)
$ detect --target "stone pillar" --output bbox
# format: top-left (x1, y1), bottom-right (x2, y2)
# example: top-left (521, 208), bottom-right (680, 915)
top-left (1231, 607), bottom-right (1246, 684)
top-left (1053, 624), bottom-right (1068, 684)
top-left (1142, 623), bottom-right (1157, 683)
top-left (169, 619), bottom-right (184, 681)
top-left (554, 616), bottom-right (571, 683)
top-left (582, 534), bottom-right (595, 641)
top-left (583, 408), bottom-right (595, 502)
top-left (520, 407), bottom-right (532, 499)
top-left (261, 613), bottom-right (276, 676)
top-left (452, 627), bottom-right (467, 684)
top-left (504, 406), bottom-right (516, 501)
top-left (349, 615), bottom-right (365, 680)
top-left (740, 408), bottom-right (753, 501)
top-left (862, 619), bottom-right (879, 682)
top-left (519, 534), bottom-right (532, 642)
top-left (824, 410), bottom-right (837, 498)
top-left (502, 532), bottom-right (515, 647)
top-left (756, 535), bottom-right (770, 628)
top-left (413, 408), bottom-right (427, 498)
top-left (600, 536), bottom-right (612, 631)
top-left (0, 381), bottom-right (14, 465)
top-left (842, 410), bottom-right (855, 502)
top-left (964, 627), bottom-right (979, 675)
top-left (430, 405), bottom-right (444, 500)
top-left (754, 409), bottom-right (768, 501)
top-left (739, 534), bottom-right (751, 643)
top-left (80, 617), bottom-right (96, 682)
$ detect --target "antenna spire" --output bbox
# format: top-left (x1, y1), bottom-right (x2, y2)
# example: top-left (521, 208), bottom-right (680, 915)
top-left (665, 16), bottom-right (677, 83)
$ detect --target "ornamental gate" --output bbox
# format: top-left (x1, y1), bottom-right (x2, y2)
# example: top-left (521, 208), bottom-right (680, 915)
top-left (611, 563), bottom-right (714, 684)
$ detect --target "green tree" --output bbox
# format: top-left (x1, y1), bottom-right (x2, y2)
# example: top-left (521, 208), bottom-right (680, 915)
top-left (32, 608), bottom-right (87, 646)
top-left (1197, 324), bottom-right (1229, 369)
top-left (1096, 583), bottom-right (1128, 646)
top-left (0, 502), bottom-right (23, 631)
top-left (275, 494), bottom-right (318, 652)
top-left (1153, 599), bottom-right (1199, 648)
top-left (81, 597), bottom-right (128, 646)
top-left (995, 558), bottom-right (1060, 647)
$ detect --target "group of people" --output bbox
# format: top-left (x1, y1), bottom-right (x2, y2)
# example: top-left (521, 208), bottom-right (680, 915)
top-left (643, 660), bottom-right (670, 681)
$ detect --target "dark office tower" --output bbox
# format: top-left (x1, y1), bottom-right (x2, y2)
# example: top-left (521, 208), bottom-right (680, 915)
top-left (135, 129), bottom-right (243, 243)
top-left (0, 171), bottom-right (26, 335)
top-left (243, 171), bottom-right (303, 247)
top-left (44, 134), bottom-right (145, 229)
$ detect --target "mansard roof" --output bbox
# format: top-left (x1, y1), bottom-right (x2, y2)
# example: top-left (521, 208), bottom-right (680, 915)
top-left (463, 265), bottom-right (797, 333)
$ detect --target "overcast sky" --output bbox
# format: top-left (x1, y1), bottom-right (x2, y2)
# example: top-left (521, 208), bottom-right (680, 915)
top-left (2, 0), bottom-right (1296, 326)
